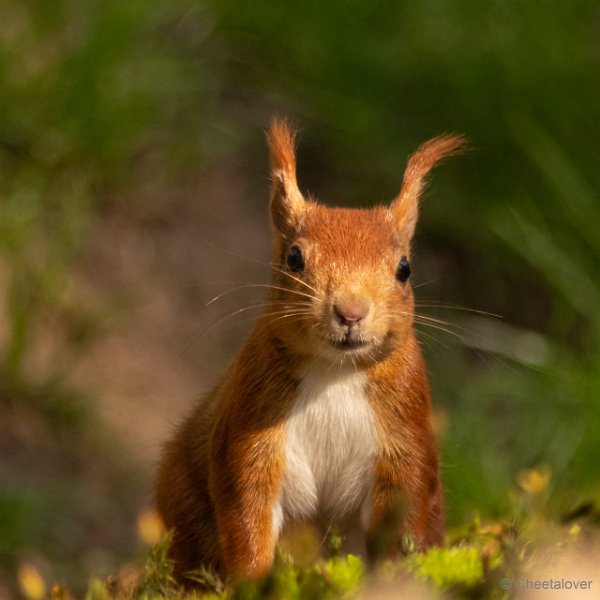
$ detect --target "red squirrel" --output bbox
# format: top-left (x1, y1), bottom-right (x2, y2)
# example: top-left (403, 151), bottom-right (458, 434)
top-left (156, 119), bottom-right (465, 583)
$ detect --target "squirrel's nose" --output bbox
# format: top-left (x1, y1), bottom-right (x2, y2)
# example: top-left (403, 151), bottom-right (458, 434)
top-left (333, 296), bottom-right (370, 326)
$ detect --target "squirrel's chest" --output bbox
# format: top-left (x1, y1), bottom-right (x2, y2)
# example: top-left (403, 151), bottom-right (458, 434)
top-left (278, 366), bottom-right (379, 525)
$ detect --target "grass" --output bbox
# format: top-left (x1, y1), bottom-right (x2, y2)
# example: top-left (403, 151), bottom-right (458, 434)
top-left (21, 492), bottom-right (599, 600)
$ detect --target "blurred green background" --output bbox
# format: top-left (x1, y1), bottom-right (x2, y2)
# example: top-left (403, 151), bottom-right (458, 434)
top-left (1, 0), bottom-right (599, 593)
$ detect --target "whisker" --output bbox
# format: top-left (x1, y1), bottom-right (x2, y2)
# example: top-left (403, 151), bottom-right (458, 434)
top-left (413, 313), bottom-right (461, 328)
top-left (414, 327), bottom-right (453, 356)
top-left (270, 261), bottom-right (320, 296)
top-left (385, 300), bottom-right (505, 358)
top-left (198, 237), bottom-right (320, 296)
top-left (206, 284), bottom-right (318, 307)
top-left (263, 313), bottom-right (314, 325)
top-left (413, 308), bottom-right (510, 362)
top-left (412, 277), bottom-right (442, 290)
top-left (415, 325), bottom-right (470, 346)
top-left (178, 302), bottom-right (277, 357)
top-left (261, 310), bottom-right (314, 319)
top-left (199, 238), bottom-right (273, 268)
top-left (406, 319), bottom-right (469, 345)
top-left (414, 302), bottom-right (502, 319)
top-left (383, 310), bottom-right (464, 332)
top-left (413, 318), bottom-right (500, 365)
top-left (180, 298), bottom-right (320, 357)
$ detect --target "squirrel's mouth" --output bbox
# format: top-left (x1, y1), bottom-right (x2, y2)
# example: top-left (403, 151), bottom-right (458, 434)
top-left (329, 339), bottom-right (369, 351)
top-left (327, 332), bottom-right (371, 352)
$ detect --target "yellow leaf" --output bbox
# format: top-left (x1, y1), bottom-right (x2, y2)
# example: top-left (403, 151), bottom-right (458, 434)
top-left (568, 524), bottom-right (581, 537)
top-left (517, 465), bottom-right (551, 495)
top-left (18, 563), bottom-right (46, 600)
top-left (137, 508), bottom-right (165, 546)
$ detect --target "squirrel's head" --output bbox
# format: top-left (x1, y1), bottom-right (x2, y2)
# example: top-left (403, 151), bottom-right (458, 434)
top-left (265, 118), bottom-right (465, 365)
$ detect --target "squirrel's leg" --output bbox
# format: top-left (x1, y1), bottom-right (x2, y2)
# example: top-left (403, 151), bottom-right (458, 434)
top-left (369, 450), bottom-right (444, 554)
top-left (209, 426), bottom-right (286, 579)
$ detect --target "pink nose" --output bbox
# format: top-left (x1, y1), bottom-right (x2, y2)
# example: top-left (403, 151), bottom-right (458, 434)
top-left (333, 296), bottom-right (370, 325)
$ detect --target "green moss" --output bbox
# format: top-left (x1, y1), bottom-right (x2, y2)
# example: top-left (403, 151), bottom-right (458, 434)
top-left (409, 545), bottom-right (486, 588)
top-left (326, 555), bottom-right (364, 594)
top-left (296, 555), bottom-right (363, 599)
top-left (74, 516), bottom-right (600, 600)
top-left (229, 554), bottom-right (362, 600)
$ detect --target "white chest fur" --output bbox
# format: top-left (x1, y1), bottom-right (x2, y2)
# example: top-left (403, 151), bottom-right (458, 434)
top-left (277, 363), bottom-right (379, 532)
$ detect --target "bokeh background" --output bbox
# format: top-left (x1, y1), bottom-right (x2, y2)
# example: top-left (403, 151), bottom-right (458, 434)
top-left (1, 0), bottom-right (599, 593)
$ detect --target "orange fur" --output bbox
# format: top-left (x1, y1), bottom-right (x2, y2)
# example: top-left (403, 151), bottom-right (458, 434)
top-left (267, 118), bottom-right (305, 238)
top-left (266, 117), bottom-right (298, 176)
top-left (155, 120), bottom-right (464, 586)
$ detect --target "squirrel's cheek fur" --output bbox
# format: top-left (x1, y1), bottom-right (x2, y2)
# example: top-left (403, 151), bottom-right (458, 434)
top-left (155, 119), bottom-right (464, 585)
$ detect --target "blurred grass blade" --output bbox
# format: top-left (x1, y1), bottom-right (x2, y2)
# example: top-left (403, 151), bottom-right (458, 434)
top-left (508, 112), bottom-right (600, 253)
top-left (491, 206), bottom-right (600, 326)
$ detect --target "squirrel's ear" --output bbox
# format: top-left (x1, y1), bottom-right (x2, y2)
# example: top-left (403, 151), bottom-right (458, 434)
top-left (391, 134), bottom-right (467, 240)
top-left (267, 118), bottom-right (306, 237)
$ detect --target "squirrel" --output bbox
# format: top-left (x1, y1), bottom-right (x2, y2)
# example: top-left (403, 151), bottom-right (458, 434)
top-left (155, 118), bottom-right (465, 584)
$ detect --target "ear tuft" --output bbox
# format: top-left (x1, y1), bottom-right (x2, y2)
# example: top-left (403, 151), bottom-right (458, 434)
top-left (392, 134), bottom-right (467, 240)
top-left (266, 117), bottom-right (305, 237)
top-left (267, 117), bottom-right (298, 176)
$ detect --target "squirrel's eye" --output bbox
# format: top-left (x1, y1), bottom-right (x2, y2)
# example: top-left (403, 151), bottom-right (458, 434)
top-left (396, 255), bottom-right (411, 283)
top-left (286, 245), bottom-right (305, 273)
